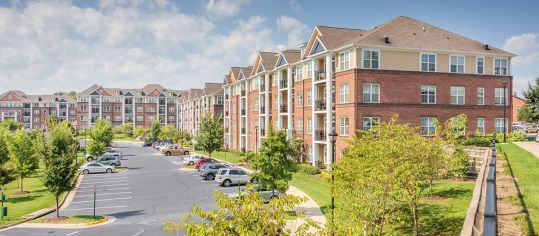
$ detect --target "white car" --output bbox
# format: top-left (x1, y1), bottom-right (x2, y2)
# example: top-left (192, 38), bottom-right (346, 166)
top-left (182, 155), bottom-right (205, 166)
top-left (79, 162), bottom-right (116, 174)
top-left (215, 168), bottom-right (251, 187)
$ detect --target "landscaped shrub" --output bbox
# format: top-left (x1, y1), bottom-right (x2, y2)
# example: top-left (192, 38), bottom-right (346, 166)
top-left (112, 127), bottom-right (122, 134)
top-left (297, 163), bottom-right (320, 175)
top-left (447, 147), bottom-right (470, 178)
top-left (462, 136), bottom-right (492, 147)
top-left (495, 131), bottom-right (527, 143)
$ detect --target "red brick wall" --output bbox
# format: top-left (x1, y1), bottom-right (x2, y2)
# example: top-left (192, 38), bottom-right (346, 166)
top-left (512, 95), bottom-right (525, 123)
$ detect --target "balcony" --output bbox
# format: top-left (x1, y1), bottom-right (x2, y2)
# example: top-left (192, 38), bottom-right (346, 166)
top-left (225, 111), bottom-right (229, 116)
top-left (260, 106), bottom-right (265, 114)
top-left (260, 128), bottom-right (266, 136)
top-left (241, 90), bottom-right (246, 97)
top-left (23, 111), bottom-right (31, 116)
top-left (314, 129), bottom-right (326, 141)
top-left (314, 69), bottom-right (326, 81)
top-left (241, 128), bottom-right (246, 135)
top-left (280, 105), bottom-right (288, 113)
top-left (225, 94), bottom-right (229, 100)
top-left (241, 109), bottom-right (246, 116)
top-left (279, 80), bottom-right (288, 89)
top-left (315, 100), bottom-right (327, 111)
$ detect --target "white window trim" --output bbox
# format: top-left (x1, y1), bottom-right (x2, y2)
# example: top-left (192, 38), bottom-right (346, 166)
top-left (421, 85), bottom-right (437, 104)
top-left (477, 118), bottom-right (485, 134)
top-left (449, 54), bottom-right (466, 74)
top-left (476, 56), bottom-right (485, 74)
top-left (493, 58), bottom-right (509, 76)
top-left (363, 83), bottom-right (380, 103)
top-left (451, 86), bottom-right (465, 105)
top-left (419, 53), bottom-right (437, 72)
top-left (339, 50), bottom-right (351, 71)
top-left (362, 48), bottom-right (381, 69)
top-left (477, 87), bottom-right (485, 105)
top-left (340, 117), bottom-right (350, 136)
top-left (340, 84), bottom-right (349, 104)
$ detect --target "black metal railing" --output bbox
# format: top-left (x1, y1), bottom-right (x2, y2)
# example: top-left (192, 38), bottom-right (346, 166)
top-left (241, 90), bottom-right (246, 96)
top-left (280, 80), bottom-right (288, 89)
top-left (315, 100), bottom-right (326, 111)
top-left (314, 69), bottom-right (326, 81)
top-left (241, 109), bottom-right (246, 116)
top-left (260, 84), bottom-right (266, 92)
top-left (241, 128), bottom-right (246, 135)
top-left (260, 128), bottom-right (266, 136)
top-left (314, 129), bottom-right (326, 141)
top-left (225, 94), bottom-right (229, 100)
top-left (483, 133), bottom-right (498, 235)
top-left (280, 105), bottom-right (288, 113)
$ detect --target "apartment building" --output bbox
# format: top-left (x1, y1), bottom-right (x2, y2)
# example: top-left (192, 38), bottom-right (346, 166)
top-left (76, 84), bottom-right (186, 130)
top-left (178, 83), bottom-right (224, 135)
top-left (0, 90), bottom-right (76, 129)
top-left (223, 16), bottom-right (514, 167)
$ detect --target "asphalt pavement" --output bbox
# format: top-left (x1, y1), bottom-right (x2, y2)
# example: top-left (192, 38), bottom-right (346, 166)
top-left (1, 142), bottom-right (246, 236)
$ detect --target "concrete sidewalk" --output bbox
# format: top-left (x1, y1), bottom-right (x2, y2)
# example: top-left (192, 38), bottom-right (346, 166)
top-left (514, 142), bottom-right (539, 159)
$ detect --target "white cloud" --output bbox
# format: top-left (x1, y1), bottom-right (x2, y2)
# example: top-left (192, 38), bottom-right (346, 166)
top-left (205, 0), bottom-right (249, 18)
top-left (289, 0), bottom-right (301, 12)
top-left (277, 15), bottom-right (308, 48)
top-left (503, 33), bottom-right (539, 95)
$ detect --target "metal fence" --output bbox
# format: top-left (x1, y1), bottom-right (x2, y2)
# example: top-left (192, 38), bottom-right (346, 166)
top-left (483, 133), bottom-right (498, 235)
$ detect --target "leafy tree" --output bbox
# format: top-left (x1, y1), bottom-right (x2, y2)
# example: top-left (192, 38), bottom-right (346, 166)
top-left (89, 119), bottom-right (113, 145)
top-left (147, 120), bottom-right (162, 141)
top-left (41, 121), bottom-right (78, 217)
top-left (134, 127), bottom-right (148, 139)
top-left (163, 185), bottom-right (318, 236)
top-left (519, 77), bottom-right (539, 122)
top-left (159, 124), bottom-right (180, 143)
top-left (45, 115), bottom-right (60, 130)
top-left (6, 129), bottom-right (39, 193)
top-left (178, 130), bottom-right (192, 146)
top-left (196, 115), bottom-right (224, 157)
top-left (251, 127), bottom-right (297, 193)
top-left (0, 120), bottom-right (23, 132)
top-left (0, 129), bottom-right (15, 188)
top-left (289, 137), bottom-right (305, 162)
top-left (87, 140), bottom-right (106, 158)
top-left (121, 122), bottom-right (134, 137)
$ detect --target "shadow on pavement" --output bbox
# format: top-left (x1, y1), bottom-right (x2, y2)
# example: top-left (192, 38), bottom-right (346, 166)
top-left (106, 210), bottom-right (146, 219)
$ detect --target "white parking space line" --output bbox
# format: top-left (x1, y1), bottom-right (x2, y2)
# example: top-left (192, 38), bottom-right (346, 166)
top-left (66, 231), bottom-right (79, 236)
top-left (83, 176), bottom-right (128, 181)
top-left (75, 192), bottom-right (132, 198)
top-left (71, 197), bottom-right (132, 204)
top-left (76, 187), bottom-right (130, 193)
top-left (77, 183), bottom-right (128, 189)
top-left (83, 173), bottom-right (127, 178)
top-left (62, 206), bottom-right (127, 211)
top-left (80, 179), bottom-right (128, 185)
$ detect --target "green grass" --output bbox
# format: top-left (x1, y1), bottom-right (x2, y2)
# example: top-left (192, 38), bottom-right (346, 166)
top-left (32, 215), bottom-right (106, 224)
top-left (499, 143), bottom-right (539, 234)
top-left (290, 173), bottom-right (474, 235)
top-left (0, 170), bottom-right (61, 226)
top-left (113, 134), bottom-right (138, 142)
top-left (198, 150), bottom-right (244, 163)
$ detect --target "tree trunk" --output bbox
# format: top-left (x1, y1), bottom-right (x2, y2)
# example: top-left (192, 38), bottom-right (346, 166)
top-left (19, 176), bottom-right (23, 192)
top-left (412, 204), bottom-right (419, 236)
top-left (429, 179), bottom-right (433, 192)
top-left (56, 196), bottom-right (60, 217)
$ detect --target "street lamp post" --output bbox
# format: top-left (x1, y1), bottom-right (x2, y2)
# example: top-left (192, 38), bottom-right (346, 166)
top-left (502, 82), bottom-right (508, 143)
top-left (255, 125), bottom-right (259, 153)
top-left (328, 130), bottom-right (338, 236)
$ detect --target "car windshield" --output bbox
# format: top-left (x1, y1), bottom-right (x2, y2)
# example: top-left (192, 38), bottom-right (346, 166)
top-left (218, 169), bottom-right (228, 175)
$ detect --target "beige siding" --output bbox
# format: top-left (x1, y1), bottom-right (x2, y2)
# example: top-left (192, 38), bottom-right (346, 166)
top-left (356, 47), bottom-right (362, 68)
top-left (437, 53), bottom-right (449, 72)
top-left (465, 56), bottom-right (475, 74)
top-left (350, 49), bottom-right (357, 70)
top-left (380, 50), bottom-right (418, 71)
top-left (485, 57), bottom-right (493, 75)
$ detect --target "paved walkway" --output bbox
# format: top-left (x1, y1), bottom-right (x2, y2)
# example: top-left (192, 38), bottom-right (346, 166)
top-left (514, 142), bottom-right (539, 158)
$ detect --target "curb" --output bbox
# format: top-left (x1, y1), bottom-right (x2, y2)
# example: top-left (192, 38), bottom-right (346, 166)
top-left (14, 216), bottom-right (116, 229)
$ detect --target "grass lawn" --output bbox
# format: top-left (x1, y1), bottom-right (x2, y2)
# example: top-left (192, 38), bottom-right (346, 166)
top-left (290, 173), bottom-right (474, 235)
top-left (197, 150), bottom-right (244, 163)
top-left (113, 134), bottom-right (138, 142)
top-left (499, 143), bottom-right (539, 233)
top-left (32, 215), bottom-right (106, 224)
top-left (0, 170), bottom-right (61, 227)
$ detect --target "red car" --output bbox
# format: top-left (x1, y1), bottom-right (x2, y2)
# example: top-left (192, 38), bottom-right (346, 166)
top-left (194, 158), bottom-right (218, 170)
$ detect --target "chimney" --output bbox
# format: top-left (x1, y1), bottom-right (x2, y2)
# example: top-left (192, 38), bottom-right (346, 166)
top-left (483, 44), bottom-right (490, 50)
top-left (383, 35), bottom-right (391, 44)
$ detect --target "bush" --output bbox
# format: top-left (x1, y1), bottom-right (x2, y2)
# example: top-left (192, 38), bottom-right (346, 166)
top-left (112, 127), bottom-right (122, 134)
top-left (462, 136), bottom-right (492, 147)
top-left (495, 131), bottom-right (527, 143)
top-left (134, 128), bottom-right (148, 139)
top-left (447, 147), bottom-right (469, 178)
top-left (297, 163), bottom-right (320, 175)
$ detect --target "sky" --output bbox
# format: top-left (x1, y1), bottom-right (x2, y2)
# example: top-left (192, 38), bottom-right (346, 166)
top-left (0, 0), bottom-right (538, 95)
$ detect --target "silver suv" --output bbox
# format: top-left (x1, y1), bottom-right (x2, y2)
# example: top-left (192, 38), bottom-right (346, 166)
top-left (215, 168), bottom-right (250, 187)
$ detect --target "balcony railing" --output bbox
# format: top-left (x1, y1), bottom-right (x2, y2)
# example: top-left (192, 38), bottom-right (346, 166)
top-left (241, 90), bottom-right (246, 96)
top-left (241, 128), bottom-right (246, 135)
top-left (260, 128), bottom-right (266, 136)
top-left (315, 100), bottom-right (327, 111)
top-left (314, 129), bottom-right (326, 141)
top-left (260, 84), bottom-right (266, 92)
top-left (314, 69), bottom-right (326, 81)
top-left (260, 106), bottom-right (265, 114)
top-left (241, 109), bottom-right (246, 116)
top-left (280, 105), bottom-right (288, 113)
top-left (225, 111), bottom-right (229, 116)
top-left (225, 94), bottom-right (229, 100)
top-left (279, 80), bottom-right (288, 89)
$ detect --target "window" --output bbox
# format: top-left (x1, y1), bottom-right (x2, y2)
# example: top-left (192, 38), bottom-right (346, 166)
top-left (137, 107), bottom-right (144, 112)
top-left (296, 64), bottom-right (303, 81)
top-left (494, 58), bottom-right (508, 75)
top-left (216, 96), bottom-right (224, 105)
top-left (103, 106), bottom-right (110, 112)
top-left (495, 118), bottom-right (507, 133)
top-left (421, 85), bottom-right (436, 104)
top-left (148, 116), bottom-right (155, 122)
top-left (114, 106), bottom-right (121, 112)
top-left (363, 117), bottom-right (380, 130)
top-left (495, 88), bottom-right (507, 106)
top-left (471, 88), bottom-right (483, 106)
top-left (169, 107), bottom-right (175, 113)
top-left (363, 83), bottom-right (380, 103)
top-left (340, 117), bottom-right (350, 136)
top-left (477, 57), bottom-right (484, 74)
top-left (450, 55), bottom-right (465, 73)
top-left (297, 119), bottom-right (303, 132)
top-left (80, 115), bottom-right (86, 121)
top-left (477, 118), bottom-right (485, 134)
top-left (114, 116), bottom-right (121, 122)
top-left (307, 89), bottom-right (312, 106)
top-left (420, 117), bottom-right (436, 136)
top-left (450, 86), bottom-right (465, 105)
top-left (136, 116), bottom-right (143, 122)
top-left (340, 84), bottom-right (349, 103)
top-left (307, 63), bottom-right (313, 78)
top-left (420, 53), bottom-right (436, 72)
top-left (307, 118), bottom-right (312, 134)
top-left (339, 51), bottom-right (350, 71)
top-left (148, 97), bottom-right (155, 103)
top-left (363, 49), bottom-right (380, 69)
top-left (297, 92), bottom-right (303, 107)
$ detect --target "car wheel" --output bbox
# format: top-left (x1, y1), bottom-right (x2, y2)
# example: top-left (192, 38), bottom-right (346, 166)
top-left (206, 173), bottom-right (215, 181)
top-left (83, 169), bottom-right (89, 174)
top-left (106, 168), bottom-right (112, 173)
top-left (87, 156), bottom-right (93, 162)
top-left (189, 161), bottom-right (194, 165)
top-left (223, 179), bottom-right (231, 187)
top-left (110, 163), bottom-right (116, 167)
top-left (184, 151), bottom-right (190, 155)
top-left (166, 152), bottom-right (171, 156)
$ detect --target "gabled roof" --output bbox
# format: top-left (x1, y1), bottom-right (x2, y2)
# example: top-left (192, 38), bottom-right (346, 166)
top-left (0, 90), bottom-right (26, 101)
top-left (202, 82), bottom-right (223, 96)
top-left (259, 52), bottom-right (279, 71)
top-left (303, 26), bottom-right (365, 58)
top-left (276, 50), bottom-right (301, 67)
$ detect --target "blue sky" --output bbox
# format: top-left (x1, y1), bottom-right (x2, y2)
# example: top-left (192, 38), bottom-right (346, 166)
top-left (0, 0), bottom-right (538, 95)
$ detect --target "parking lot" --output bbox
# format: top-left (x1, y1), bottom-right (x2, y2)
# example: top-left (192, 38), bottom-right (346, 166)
top-left (2, 142), bottom-right (248, 236)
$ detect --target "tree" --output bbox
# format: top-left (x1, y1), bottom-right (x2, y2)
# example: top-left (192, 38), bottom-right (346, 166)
top-left (134, 127), bottom-right (148, 139)
top-left (89, 119), bottom-right (113, 145)
top-left (289, 138), bottom-right (305, 162)
top-left (0, 120), bottom-right (23, 132)
top-left (147, 120), bottom-right (162, 141)
top-left (45, 115), bottom-right (60, 130)
top-left (0, 129), bottom-right (15, 188)
top-left (87, 140), bottom-right (106, 158)
top-left (177, 130), bottom-right (191, 146)
top-left (41, 121), bottom-right (78, 217)
top-left (159, 124), bottom-right (180, 143)
top-left (121, 122), bottom-right (134, 137)
top-left (251, 127), bottom-right (297, 194)
top-left (163, 185), bottom-right (317, 236)
top-left (519, 77), bottom-right (539, 122)
top-left (196, 115), bottom-right (224, 157)
top-left (6, 129), bottom-right (39, 193)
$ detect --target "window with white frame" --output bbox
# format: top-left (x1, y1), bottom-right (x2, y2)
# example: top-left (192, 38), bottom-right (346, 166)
top-left (363, 83), bottom-right (380, 103)
top-left (307, 63), bottom-right (313, 78)
top-left (477, 57), bottom-right (484, 74)
top-left (297, 92), bottom-right (303, 107)
top-left (296, 64), bottom-right (303, 81)
top-left (307, 89), bottom-right (312, 106)
top-left (339, 51), bottom-right (350, 71)
top-left (297, 118), bottom-right (303, 132)
top-left (421, 85), bottom-right (436, 104)
top-left (307, 118), bottom-right (312, 134)
top-left (477, 118), bottom-right (485, 134)
top-left (477, 87), bottom-right (485, 105)
top-left (340, 117), bottom-right (350, 136)
top-left (495, 118), bottom-right (507, 133)
top-left (495, 88), bottom-right (507, 105)
top-left (420, 117), bottom-right (436, 136)
top-left (136, 116), bottom-right (143, 122)
top-left (494, 58), bottom-right (508, 75)
top-left (450, 86), bottom-right (465, 105)
top-left (420, 53), bottom-right (436, 72)
top-left (103, 106), bottom-right (110, 112)
top-left (450, 55), bottom-right (465, 73)
top-left (340, 84), bottom-right (349, 103)
top-left (363, 49), bottom-right (380, 69)
top-left (363, 117), bottom-right (380, 130)
top-left (114, 116), bottom-right (121, 122)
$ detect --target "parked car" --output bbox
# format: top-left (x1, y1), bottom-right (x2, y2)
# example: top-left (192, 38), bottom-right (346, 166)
top-left (86, 150), bottom-right (121, 162)
top-left (227, 185), bottom-right (282, 203)
top-left (142, 140), bottom-right (155, 147)
top-left (513, 125), bottom-right (524, 132)
top-left (182, 155), bottom-right (205, 166)
top-left (158, 143), bottom-right (174, 152)
top-left (152, 140), bottom-right (171, 149)
top-left (199, 163), bottom-right (229, 180)
top-left (160, 144), bottom-right (190, 156)
top-left (215, 168), bottom-right (250, 187)
top-left (524, 123), bottom-right (539, 133)
top-left (535, 133), bottom-right (539, 142)
top-left (195, 158), bottom-right (218, 170)
top-left (98, 154), bottom-right (121, 167)
top-left (79, 162), bottom-right (116, 174)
